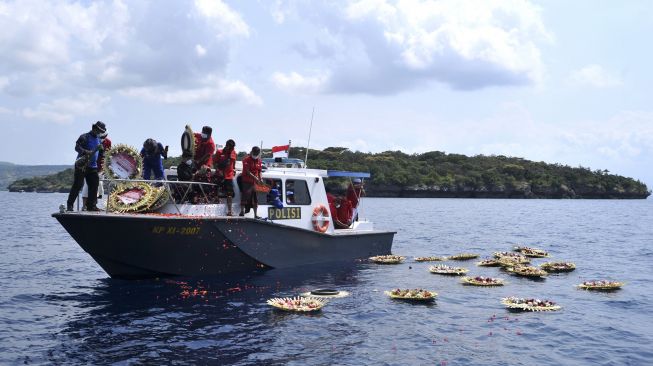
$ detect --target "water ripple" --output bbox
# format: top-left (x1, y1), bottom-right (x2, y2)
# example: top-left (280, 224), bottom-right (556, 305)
top-left (1, 193), bottom-right (652, 365)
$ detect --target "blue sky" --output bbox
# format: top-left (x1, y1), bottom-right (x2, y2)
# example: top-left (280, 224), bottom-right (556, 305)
top-left (0, 0), bottom-right (652, 187)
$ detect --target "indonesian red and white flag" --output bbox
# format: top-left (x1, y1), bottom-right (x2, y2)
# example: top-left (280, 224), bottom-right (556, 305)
top-left (272, 144), bottom-right (290, 158)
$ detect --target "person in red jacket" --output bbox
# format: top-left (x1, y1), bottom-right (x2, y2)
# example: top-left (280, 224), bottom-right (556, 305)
top-left (239, 146), bottom-right (262, 218)
top-left (193, 126), bottom-right (215, 172)
top-left (327, 193), bottom-right (352, 229)
top-left (215, 139), bottom-right (237, 215)
top-left (336, 197), bottom-right (353, 228)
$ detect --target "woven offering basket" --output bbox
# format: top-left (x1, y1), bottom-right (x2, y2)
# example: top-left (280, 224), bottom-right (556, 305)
top-left (384, 288), bottom-right (437, 301)
top-left (501, 297), bottom-right (560, 311)
top-left (577, 281), bottom-right (624, 291)
top-left (507, 265), bottom-right (548, 278)
top-left (414, 256), bottom-right (446, 262)
top-left (495, 253), bottom-right (531, 267)
top-left (476, 259), bottom-right (502, 267)
top-left (369, 255), bottom-right (405, 264)
top-left (461, 276), bottom-right (505, 286)
top-left (514, 246), bottom-right (549, 258)
top-left (447, 253), bottom-right (479, 260)
top-left (267, 297), bottom-right (327, 312)
top-left (429, 265), bottom-right (468, 275)
top-left (540, 262), bottom-right (576, 273)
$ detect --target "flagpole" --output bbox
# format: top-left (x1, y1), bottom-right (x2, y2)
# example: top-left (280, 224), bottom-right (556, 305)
top-left (304, 106), bottom-right (315, 167)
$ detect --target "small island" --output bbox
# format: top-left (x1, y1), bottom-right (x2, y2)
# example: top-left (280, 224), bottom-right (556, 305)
top-left (6, 147), bottom-right (650, 199)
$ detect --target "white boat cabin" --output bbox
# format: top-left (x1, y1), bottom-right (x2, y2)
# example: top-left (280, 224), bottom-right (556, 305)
top-left (162, 159), bottom-right (372, 234)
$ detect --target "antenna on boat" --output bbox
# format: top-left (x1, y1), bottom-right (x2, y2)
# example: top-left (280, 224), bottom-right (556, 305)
top-left (304, 106), bottom-right (315, 167)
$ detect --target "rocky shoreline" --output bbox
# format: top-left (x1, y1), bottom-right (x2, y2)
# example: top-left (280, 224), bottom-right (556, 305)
top-left (367, 184), bottom-right (651, 199)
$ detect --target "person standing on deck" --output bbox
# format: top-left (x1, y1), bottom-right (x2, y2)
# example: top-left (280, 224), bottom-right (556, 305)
top-left (81, 133), bottom-right (111, 209)
top-left (193, 126), bottom-right (215, 172)
top-left (140, 138), bottom-right (168, 180)
top-left (215, 139), bottom-right (237, 216)
top-left (239, 146), bottom-right (262, 218)
top-left (66, 121), bottom-right (107, 211)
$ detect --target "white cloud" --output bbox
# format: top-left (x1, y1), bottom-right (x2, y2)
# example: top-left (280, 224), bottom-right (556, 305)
top-left (121, 76), bottom-right (262, 105)
top-left (271, 0), bottom-right (289, 24)
top-left (569, 64), bottom-right (623, 88)
top-left (271, 71), bottom-right (329, 94)
top-left (0, 0), bottom-right (256, 105)
top-left (22, 93), bottom-right (110, 124)
top-left (194, 0), bottom-right (250, 37)
top-left (196, 44), bottom-right (208, 57)
top-left (272, 0), bottom-right (552, 94)
top-left (0, 106), bottom-right (13, 115)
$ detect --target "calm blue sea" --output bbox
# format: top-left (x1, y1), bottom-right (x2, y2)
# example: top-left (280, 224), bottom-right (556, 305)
top-left (0, 191), bottom-right (652, 365)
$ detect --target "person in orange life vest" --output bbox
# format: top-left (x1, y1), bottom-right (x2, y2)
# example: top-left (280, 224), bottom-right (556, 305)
top-left (346, 178), bottom-right (365, 221)
top-left (82, 134), bottom-right (111, 209)
top-left (215, 139), bottom-right (237, 216)
top-left (239, 146), bottom-right (262, 218)
top-left (193, 126), bottom-right (215, 172)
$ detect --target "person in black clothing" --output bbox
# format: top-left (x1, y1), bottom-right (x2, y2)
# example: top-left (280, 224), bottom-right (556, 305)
top-left (66, 121), bottom-right (107, 211)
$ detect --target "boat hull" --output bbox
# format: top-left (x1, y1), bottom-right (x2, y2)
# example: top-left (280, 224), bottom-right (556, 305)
top-left (52, 213), bottom-right (395, 279)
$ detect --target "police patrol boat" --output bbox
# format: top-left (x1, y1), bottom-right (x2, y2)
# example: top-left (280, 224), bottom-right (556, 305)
top-left (52, 156), bottom-right (395, 279)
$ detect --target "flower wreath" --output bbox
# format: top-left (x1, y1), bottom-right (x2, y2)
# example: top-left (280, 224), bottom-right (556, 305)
top-left (108, 182), bottom-right (166, 213)
top-left (181, 124), bottom-right (196, 159)
top-left (104, 144), bottom-right (143, 180)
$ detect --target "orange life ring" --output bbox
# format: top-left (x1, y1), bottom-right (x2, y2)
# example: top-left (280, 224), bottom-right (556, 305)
top-left (311, 204), bottom-right (330, 233)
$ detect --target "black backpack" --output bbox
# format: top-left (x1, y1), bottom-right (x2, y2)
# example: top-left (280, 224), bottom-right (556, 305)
top-left (177, 161), bottom-right (194, 181)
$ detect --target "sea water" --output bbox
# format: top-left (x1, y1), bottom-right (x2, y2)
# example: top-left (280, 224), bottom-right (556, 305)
top-left (0, 191), bottom-right (652, 365)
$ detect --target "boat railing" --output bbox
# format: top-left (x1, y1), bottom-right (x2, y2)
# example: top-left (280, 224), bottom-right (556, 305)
top-left (100, 178), bottom-right (218, 214)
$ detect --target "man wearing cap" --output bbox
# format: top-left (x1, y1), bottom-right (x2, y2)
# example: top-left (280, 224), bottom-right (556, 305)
top-left (66, 121), bottom-right (107, 211)
top-left (193, 126), bottom-right (216, 172)
top-left (215, 139), bottom-right (237, 215)
top-left (140, 138), bottom-right (169, 180)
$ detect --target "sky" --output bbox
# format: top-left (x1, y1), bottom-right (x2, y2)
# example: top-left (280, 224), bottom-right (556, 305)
top-left (0, 0), bottom-right (652, 187)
